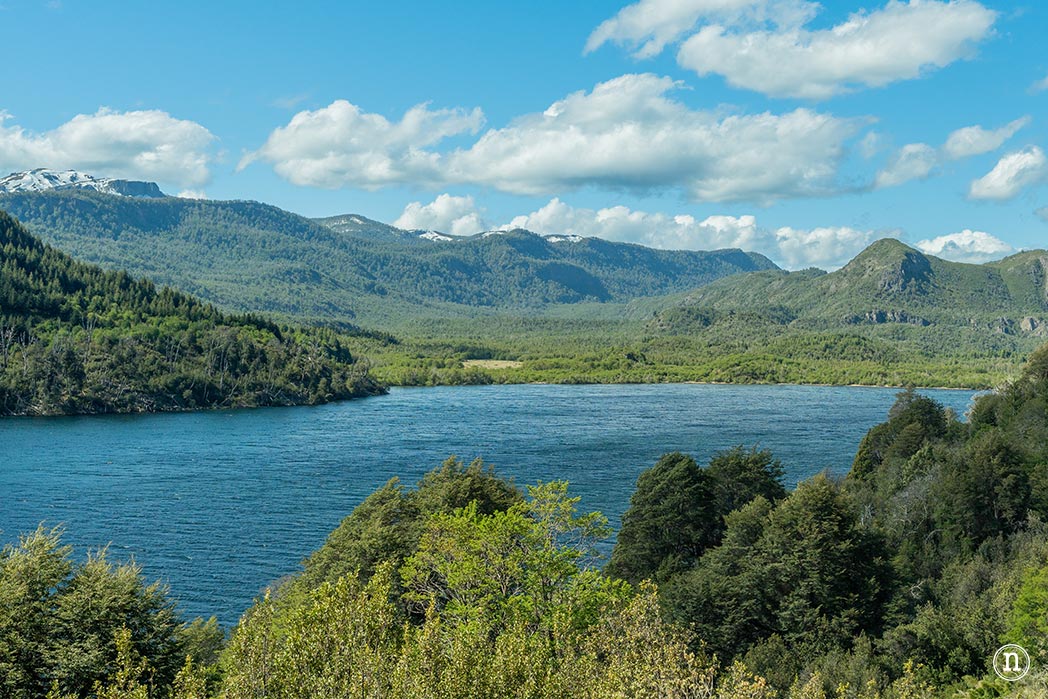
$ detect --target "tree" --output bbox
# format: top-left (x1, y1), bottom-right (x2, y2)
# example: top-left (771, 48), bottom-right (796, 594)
top-left (606, 452), bottom-right (719, 584)
top-left (707, 446), bottom-right (787, 516)
top-left (664, 476), bottom-right (890, 661)
top-left (607, 447), bottom-right (786, 585)
top-left (0, 526), bottom-right (187, 698)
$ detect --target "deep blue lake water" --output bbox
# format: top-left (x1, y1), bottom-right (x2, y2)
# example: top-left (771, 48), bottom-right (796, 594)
top-left (0, 383), bottom-right (979, 626)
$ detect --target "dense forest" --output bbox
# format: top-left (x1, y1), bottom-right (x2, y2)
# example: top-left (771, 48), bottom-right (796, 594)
top-left (7, 345), bottom-right (1048, 697)
top-left (0, 210), bottom-right (383, 415)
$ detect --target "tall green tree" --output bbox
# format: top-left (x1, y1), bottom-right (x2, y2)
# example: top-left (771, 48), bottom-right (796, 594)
top-left (606, 452), bottom-right (719, 584)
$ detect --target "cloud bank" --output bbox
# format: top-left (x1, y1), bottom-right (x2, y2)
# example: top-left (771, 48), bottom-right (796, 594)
top-left (398, 194), bottom-right (878, 270)
top-left (589, 0), bottom-right (996, 99)
top-left (915, 229), bottom-right (1015, 263)
top-left (0, 108), bottom-right (216, 187)
top-left (247, 74), bottom-right (861, 203)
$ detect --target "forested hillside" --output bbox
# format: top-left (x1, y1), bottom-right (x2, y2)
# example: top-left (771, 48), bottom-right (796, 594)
top-left (649, 238), bottom-right (1048, 334)
top-left (0, 190), bottom-right (776, 326)
top-left (0, 211), bottom-right (382, 415)
top-left (608, 347), bottom-right (1048, 696)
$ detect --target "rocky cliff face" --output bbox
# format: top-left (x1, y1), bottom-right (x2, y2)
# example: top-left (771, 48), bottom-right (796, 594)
top-left (0, 169), bottom-right (166, 198)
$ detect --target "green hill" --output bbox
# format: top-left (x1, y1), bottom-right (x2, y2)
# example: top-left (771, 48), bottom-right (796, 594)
top-left (655, 239), bottom-right (1048, 328)
top-left (639, 239), bottom-right (1048, 360)
top-left (0, 210), bottom-right (382, 415)
top-left (0, 190), bottom-right (777, 328)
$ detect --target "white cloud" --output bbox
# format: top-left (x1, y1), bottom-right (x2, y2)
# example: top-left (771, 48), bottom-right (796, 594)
top-left (394, 193), bottom-right (487, 236)
top-left (1031, 74), bottom-right (1048, 93)
top-left (943, 117), bottom-right (1030, 159)
top-left (445, 74), bottom-right (860, 202)
top-left (177, 189), bottom-right (208, 199)
top-left (772, 226), bottom-right (878, 269)
top-left (239, 99), bottom-right (485, 189)
top-left (251, 74), bottom-right (861, 203)
top-left (874, 143), bottom-right (938, 188)
top-left (584, 0), bottom-right (816, 59)
top-left (1036, 206), bottom-right (1048, 222)
top-left (500, 197), bottom-right (875, 269)
top-left (0, 108), bottom-right (215, 187)
top-left (969, 146), bottom-right (1047, 200)
top-left (874, 117), bottom-right (1029, 189)
top-left (915, 229), bottom-right (1015, 263)
top-left (858, 132), bottom-right (882, 159)
top-left (671, 0), bottom-right (996, 99)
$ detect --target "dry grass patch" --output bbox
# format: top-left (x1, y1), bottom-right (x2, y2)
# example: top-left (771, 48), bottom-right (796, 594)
top-left (462, 359), bottom-right (524, 370)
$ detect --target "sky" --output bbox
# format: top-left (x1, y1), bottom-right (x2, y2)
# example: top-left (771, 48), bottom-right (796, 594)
top-left (1, 0), bottom-right (1046, 270)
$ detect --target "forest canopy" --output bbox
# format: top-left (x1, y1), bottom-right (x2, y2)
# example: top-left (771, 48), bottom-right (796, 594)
top-left (0, 210), bottom-right (383, 415)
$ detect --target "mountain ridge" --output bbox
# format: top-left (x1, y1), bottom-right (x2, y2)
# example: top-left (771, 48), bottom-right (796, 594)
top-left (0, 168), bottom-right (166, 198)
top-left (647, 237), bottom-right (1048, 336)
top-left (0, 188), bottom-right (778, 326)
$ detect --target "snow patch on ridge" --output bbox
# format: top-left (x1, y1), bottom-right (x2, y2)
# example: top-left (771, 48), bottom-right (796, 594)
top-left (0, 168), bottom-right (165, 197)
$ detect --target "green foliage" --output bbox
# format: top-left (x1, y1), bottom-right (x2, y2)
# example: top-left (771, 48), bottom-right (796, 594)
top-left (0, 210), bottom-right (383, 415)
top-left (607, 448), bottom-right (785, 585)
top-left (0, 527), bottom-right (193, 699)
top-left (852, 388), bottom-right (949, 480)
top-left (606, 452), bottom-right (719, 584)
top-left (221, 476), bottom-right (720, 698)
top-left (665, 476), bottom-right (889, 662)
top-left (291, 456), bottom-right (522, 595)
top-left (644, 343), bottom-right (1048, 695)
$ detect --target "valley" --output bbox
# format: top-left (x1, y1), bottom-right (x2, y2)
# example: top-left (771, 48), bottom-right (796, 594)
top-left (0, 179), bottom-right (1044, 391)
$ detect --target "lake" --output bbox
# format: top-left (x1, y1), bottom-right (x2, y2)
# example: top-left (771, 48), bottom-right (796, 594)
top-left (0, 383), bottom-right (979, 626)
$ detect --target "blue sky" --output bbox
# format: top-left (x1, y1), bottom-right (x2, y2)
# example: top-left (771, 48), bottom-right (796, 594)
top-left (1, 0), bottom-right (1046, 268)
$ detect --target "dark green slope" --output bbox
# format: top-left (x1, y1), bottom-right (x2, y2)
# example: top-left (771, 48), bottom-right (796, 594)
top-left (0, 190), bottom-right (777, 327)
top-left (0, 210), bottom-right (382, 415)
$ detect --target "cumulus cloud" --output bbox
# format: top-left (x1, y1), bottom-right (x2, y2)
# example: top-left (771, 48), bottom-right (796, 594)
top-left (943, 117), bottom-right (1030, 159)
top-left (772, 226), bottom-right (879, 269)
top-left (239, 99), bottom-right (485, 189)
top-left (0, 108), bottom-right (216, 187)
top-left (394, 193), bottom-right (487, 236)
top-left (587, 0), bottom-right (996, 99)
top-left (875, 143), bottom-right (938, 188)
top-left (250, 74), bottom-right (861, 203)
top-left (448, 74), bottom-right (859, 202)
top-left (915, 229), bottom-right (1015, 263)
top-left (969, 146), bottom-right (1047, 200)
top-left (584, 0), bottom-right (816, 58)
top-left (874, 117), bottom-right (1029, 189)
top-left (177, 189), bottom-right (208, 199)
top-left (499, 197), bottom-right (875, 269)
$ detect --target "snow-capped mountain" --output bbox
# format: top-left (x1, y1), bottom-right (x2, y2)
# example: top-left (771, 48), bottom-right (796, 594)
top-left (0, 169), bottom-right (166, 198)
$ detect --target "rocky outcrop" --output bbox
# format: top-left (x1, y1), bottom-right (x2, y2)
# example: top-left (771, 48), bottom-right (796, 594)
top-left (844, 310), bottom-right (930, 326)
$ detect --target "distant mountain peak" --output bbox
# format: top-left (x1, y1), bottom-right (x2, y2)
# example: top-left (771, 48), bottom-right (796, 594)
top-left (837, 238), bottom-right (932, 295)
top-left (0, 168), bottom-right (166, 198)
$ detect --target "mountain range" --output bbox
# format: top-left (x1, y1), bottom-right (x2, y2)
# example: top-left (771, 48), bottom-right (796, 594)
top-left (1, 170), bottom-right (1046, 388)
top-left (0, 182), bottom-right (776, 326)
